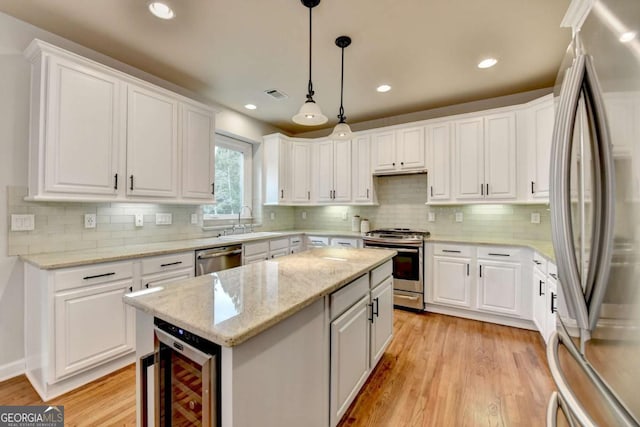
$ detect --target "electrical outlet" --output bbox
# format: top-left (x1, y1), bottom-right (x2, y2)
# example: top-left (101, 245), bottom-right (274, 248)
top-left (341, 210), bottom-right (348, 221)
top-left (270, 212), bottom-right (275, 220)
top-left (155, 213), bottom-right (172, 225)
top-left (11, 214), bottom-right (35, 231)
top-left (135, 214), bottom-right (144, 227)
top-left (531, 212), bottom-right (541, 224)
top-left (428, 212), bottom-right (436, 222)
top-left (84, 213), bottom-right (96, 229)
top-left (191, 214), bottom-right (198, 225)
top-left (301, 211), bottom-right (307, 220)
top-left (455, 212), bottom-right (463, 223)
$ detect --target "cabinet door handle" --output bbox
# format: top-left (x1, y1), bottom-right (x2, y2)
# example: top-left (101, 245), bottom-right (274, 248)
top-left (114, 173), bottom-right (118, 190)
top-left (539, 280), bottom-right (545, 296)
top-left (373, 297), bottom-right (380, 317)
top-left (442, 249), bottom-right (461, 253)
top-left (481, 183), bottom-right (484, 196)
top-left (160, 261), bottom-right (183, 267)
top-left (308, 191), bottom-right (310, 200)
top-left (430, 186), bottom-right (433, 197)
top-left (400, 161), bottom-right (404, 166)
top-left (479, 265), bottom-right (483, 277)
top-left (129, 175), bottom-right (134, 191)
top-left (83, 272), bottom-right (116, 280)
top-left (531, 181), bottom-right (535, 194)
top-left (368, 303), bottom-right (375, 323)
top-left (145, 283), bottom-right (150, 289)
top-left (486, 183), bottom-right (489, 195)
top-left (467, 264), bottom-right (470, 276)
top-left (281, 189), bottom-right (284, 199)
top-left (367, 188), bottom-right (370, 199)
top-left (392, 162), bottom-right (396, 166)
top-left (128, 286), bottom-right (133, 292)
top-left (550, 292), bottom-right (557, 314)
top-left (211, 182), bottom-right (215, 195)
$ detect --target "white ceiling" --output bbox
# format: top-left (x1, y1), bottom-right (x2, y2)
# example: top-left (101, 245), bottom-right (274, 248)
top-left (0, 0), bottom-right (572, 134)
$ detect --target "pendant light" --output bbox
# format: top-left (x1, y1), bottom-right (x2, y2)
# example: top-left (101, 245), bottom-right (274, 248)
top-left (330, 36), bottom-right (353, 140)
top-left (292, 0), bottom-right (328, 126)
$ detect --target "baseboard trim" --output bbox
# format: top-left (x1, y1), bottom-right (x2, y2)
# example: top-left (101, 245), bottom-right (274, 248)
top-left (425, 304), bottom-right (538, 331)
top-left (0, 359), bottom-right (25, 382)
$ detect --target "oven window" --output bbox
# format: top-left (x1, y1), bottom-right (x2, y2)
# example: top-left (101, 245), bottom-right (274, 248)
top-left (393, 251), bottom-right (419, 281)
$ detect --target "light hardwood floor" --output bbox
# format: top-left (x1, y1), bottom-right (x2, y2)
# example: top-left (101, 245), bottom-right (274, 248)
top-left (0, 311), bottom-right (553, 426)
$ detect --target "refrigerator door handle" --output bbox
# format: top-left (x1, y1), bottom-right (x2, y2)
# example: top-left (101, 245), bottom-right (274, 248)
top-left (547, 330), bottom-right (638, 427)
top-left (582, 55), bottom-right (616, 332)
top-left (549, 52), bottom-right (590, 331)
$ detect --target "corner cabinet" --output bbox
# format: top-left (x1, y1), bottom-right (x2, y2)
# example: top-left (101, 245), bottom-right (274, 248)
top-left (526, 95), bottom-right (554, 201)
top-left (24, 39), bottom-right (216, 204)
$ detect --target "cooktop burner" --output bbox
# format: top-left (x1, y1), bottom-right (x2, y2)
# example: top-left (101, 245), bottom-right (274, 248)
top-left (364, 228), bottom-right (430, 242)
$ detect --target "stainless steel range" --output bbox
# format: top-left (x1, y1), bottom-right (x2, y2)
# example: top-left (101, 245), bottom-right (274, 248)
top-left (363, 228), bottom-right (429, 310)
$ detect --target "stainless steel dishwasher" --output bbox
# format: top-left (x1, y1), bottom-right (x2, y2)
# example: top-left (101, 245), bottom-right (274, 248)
top-left (195, 245), bottom-right (242, 276)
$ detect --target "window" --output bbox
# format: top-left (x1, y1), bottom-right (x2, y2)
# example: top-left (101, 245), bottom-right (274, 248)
top-left (202, 134), bottom-right (253, 219)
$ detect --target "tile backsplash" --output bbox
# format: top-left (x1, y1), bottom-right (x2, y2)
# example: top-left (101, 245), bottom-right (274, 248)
top-left (293, 174), bottom-right (551, 241)
top-left (6, 186), bottom-right (294, 256)
top-left (7, 174), bottom-right (550, 256)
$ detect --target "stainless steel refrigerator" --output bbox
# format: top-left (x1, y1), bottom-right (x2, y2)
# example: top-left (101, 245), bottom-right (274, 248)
top-left (548, 0), bottom-right (640, 425)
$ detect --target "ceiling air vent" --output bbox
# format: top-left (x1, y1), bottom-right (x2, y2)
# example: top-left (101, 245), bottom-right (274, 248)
top-left (264, 89), bottom-right (289, 100)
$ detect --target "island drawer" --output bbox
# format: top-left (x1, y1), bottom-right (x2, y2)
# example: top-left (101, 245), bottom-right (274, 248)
top-left (330, 274), bottom-right (369, 320)
top-left (371, 260), bottom-right (392, 288)
top-left (141, 252), bottom-right (194, 275)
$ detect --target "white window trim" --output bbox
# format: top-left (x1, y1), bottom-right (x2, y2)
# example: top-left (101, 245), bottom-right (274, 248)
top-left (203, 133), bottom-right (253, 221)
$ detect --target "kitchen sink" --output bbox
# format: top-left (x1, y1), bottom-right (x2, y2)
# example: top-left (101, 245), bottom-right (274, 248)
top-left (218, 231), bottom-right (283, 241)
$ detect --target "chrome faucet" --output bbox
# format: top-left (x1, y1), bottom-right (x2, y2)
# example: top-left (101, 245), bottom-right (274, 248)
top-left (237, 205), bottom-right (253, 233)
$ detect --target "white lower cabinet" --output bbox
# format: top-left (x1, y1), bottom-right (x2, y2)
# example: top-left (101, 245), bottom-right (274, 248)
top-left (242, 237), bottom-right (296, 264)
top-left (432, 255), bottom-right (472, 308)
top-left (54, 278), bottom-right (135, 379)
top-left (330, 261), bottom-right (393, 427)
top-left (532, 266), bottom-right (547, 333)
top-left (545, 273), bottom-right (558, 343)
top-left (477, 260), bottom-right (522, 317)
top-left (141, 252), bottom-right (194, 289)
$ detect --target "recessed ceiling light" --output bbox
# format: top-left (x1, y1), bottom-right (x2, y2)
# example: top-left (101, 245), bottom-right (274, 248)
top-left (620, 31), bottom-right (637, 43)
top-left (477, 58), bottom-right (498, 69)
top-left (244, 104), bottom-right (257, 110)
top-left (148, 2), bottom-right (175, 20)
top-left (376, 84), bottom-right (392, 93)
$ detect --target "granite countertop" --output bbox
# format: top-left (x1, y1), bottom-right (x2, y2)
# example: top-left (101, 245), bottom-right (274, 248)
top-left (123, 247), bottom-right (395, 347)
top-left (20, 228), bottom-right (555, 269)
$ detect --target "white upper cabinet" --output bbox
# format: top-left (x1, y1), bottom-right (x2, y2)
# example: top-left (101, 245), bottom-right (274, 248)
top-left (181, 102), bottom-right (215, 201)
top-left (263, 134), bottom-right (291, 205)
top-left (371, 127), bottom-right (425, 173)
top-left (126, 84), bottom-right (179, 198)
top-left (28, 45), bottom-right (123, 198)
top-left (454, 112), bottom-right (517, 201)
top-left (426, 122), bottom-right (451, 201)
top-left (314, 139), bottom-right (352, 203)
top-left (352, 135), bottom-right (375, 204)
top-left (25, 39), bottom-right (216, 204)
top-left (291, 141), bottom-right (312, 203)
top-left (526, 95), bottom-right (554, 200)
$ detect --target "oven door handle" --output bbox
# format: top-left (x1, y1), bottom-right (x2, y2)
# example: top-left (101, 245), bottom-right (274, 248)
top-left (155, 328), bottom-right (213, 366)
top-left (366, 245), bottom-right (419, 254)
top-left (395, 294), bottom-right (420, 301)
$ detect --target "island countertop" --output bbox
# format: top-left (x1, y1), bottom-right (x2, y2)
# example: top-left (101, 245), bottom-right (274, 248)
top-left (123, 247), bottom-right (395, 347)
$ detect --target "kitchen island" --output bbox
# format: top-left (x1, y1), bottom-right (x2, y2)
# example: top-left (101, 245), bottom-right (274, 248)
top-left (123, 247), bottom-right (396, 427)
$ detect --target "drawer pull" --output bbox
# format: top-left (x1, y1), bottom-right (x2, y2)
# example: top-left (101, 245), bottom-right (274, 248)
top-left (533, 260), bottom-right (541, 265)
top-left (160, 261), bottom-right (183, 267)
top-left (338, 242), bottom-right (351, 246)
top-left (488, 253), bottom-right (510, 257)
top-left (442, 249), bottom-right (461, 253)
top-left (83, 272), bottom-right (116, 280)
top-left (549, 273), bottom-right (558, 280)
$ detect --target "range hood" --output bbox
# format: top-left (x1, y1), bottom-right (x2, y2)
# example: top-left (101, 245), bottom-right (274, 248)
top-left (372, 169), bottom-right (428, 177)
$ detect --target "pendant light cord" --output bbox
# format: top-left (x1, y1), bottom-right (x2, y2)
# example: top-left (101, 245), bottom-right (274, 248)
top-left (306, 6), bottom-right (315, 102)
top-left (338, 46), bottom-right (346, 122)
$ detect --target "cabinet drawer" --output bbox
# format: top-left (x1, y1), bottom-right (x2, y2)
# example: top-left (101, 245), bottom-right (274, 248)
top-left (142, 267), bottom-right (193, 289)
top-left (307, 236), bottom-right (329, 247)
top-left (532, 252), bottom-right (548, 274)
top-left (371, 260), bottom-right (392, 288)
top-left (289, 235), bottom-right (303, 247)
top-left (330, 274), bottom-right (369, 320)
top-left (269, 237), bottom-right (290, 251)
top-left (141, 252), bottom-right (194, 275)
top-left (331, 237), bottom-right (360, 248)
top-left (54, 260), bottom-right (134, 292)
top-left (244, 241), bottom-right (269, 256)
top-left (477, 246), bottom-right (523, 261)
top-left (433, 243), bottom-right (474, 257)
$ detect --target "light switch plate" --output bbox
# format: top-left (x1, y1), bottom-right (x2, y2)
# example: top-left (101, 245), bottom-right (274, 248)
top-left (428, 212), bottom-right (436, 222)
top-left (455, 212), bottom-right (463, 223)
top-left (11, 214), bottom-right (35, 231)
top-left (84, 213), bottom-right (96, 229)
top-left (191, 214), bottom-right (198, 225)
top-left (531, 212), bottom-right (541, 224)
top-left (155, 213), bottom-right (172, 225)
top-left (301, 211), bottom-right (307, 220)
top-left (135, 214), bottom-right (144, 227)
top-left (341, 210), bottom-right (348, 220)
